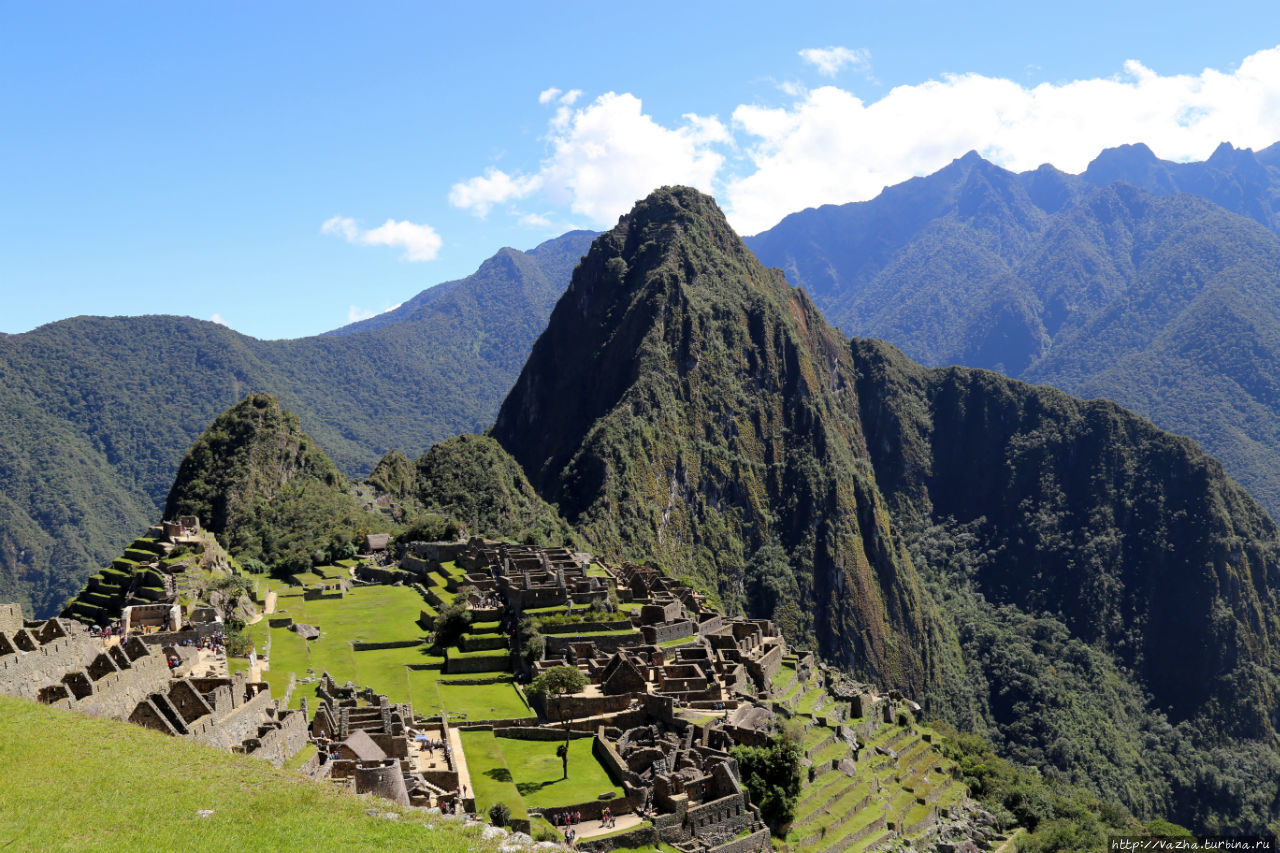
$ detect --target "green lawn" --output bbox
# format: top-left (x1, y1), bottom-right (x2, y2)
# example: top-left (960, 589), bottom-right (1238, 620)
top-left (458, 729), bottom-right (528, 820)
top-left (0, 697), bottom-right (488, 852)
top-left (249, 585), bottom-right (433, 709)
top-left (658, 634), bottom-right (697, 648)
top-left (497, 736), bottom-right (624, 809)
top-left (437, 680), bottom-right (529, 721)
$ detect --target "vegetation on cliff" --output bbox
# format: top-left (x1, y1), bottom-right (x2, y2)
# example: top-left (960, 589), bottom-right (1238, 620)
top-left (493, 186), bottom-right (937, 693)
top-left (747, 145), bottom-right (1280, 520)
top-left (851, 338), bottom-right (1280, 831)
top-left (0, 230), bottom-right (594, 617)
top-left (164, 393), bottom-right (388, 571)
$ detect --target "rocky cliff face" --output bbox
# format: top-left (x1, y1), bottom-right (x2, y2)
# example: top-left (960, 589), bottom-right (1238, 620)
top-left (493, 187), bottom-right (933, 692)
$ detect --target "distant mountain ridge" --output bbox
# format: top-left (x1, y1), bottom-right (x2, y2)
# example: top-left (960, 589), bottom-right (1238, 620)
top-left (0, 230), bottom-right (595, 617)
top-left (746, 140), bottom-right (1280, 517)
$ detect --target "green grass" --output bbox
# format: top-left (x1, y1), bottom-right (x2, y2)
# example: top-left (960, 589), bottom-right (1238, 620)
top-left (458, 729), bottom-right (529, 821)
top-left (497, 736), bottom-right (624, 809)
top-left (657, 634), bottom-right (697, 648)
top-left (0, 696), bottom-right (489, 852)
top-left (770, 663), bottom-right (797, 695)
top-left (283, 743), bottom-right (317, 772)
top-left (437, 680), bottom-right (530, 721)
top-left (252, 585), bottom-right (435, 709)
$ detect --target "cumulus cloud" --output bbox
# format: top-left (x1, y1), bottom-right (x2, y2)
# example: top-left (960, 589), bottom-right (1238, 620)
top-left (798, 46), bottom-right (871, 77)
top-left (454, 46), bottom-right (1280, 235)
top-left (321, 216), bottom-right (442, 261)
top-left (451, 92), bottom-right (728, 225)
top-left (723, 47), bottom-right (1280, 232)
top-left (346, 301), bottom-right (403, 324)
top-left (210, 313), bottom-right (227, 326)
top-left (448, 168), bottom-right (542, 217)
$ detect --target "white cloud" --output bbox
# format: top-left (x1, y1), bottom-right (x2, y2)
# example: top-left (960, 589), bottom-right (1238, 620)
top-left (538, 87), bottom-right (562, 104)
top-left (210, 313), bottom-right (227, 326)
top-left (347, 301), bottom-right (403, 324)
top-left (452, 92), bottom-right (728, 225)
top-left (448, 168), bottom-right (542, 217)
top-left (723, 46), bottom-right (1280, 232)
top-left (347, 305), bottom-right (376, 323)
top-left (322, 216), bottom-right (442, 261)
top-left (799, 46), bottom-right (871, 77)
top-left (455, 46), bottom-right (1280, 236)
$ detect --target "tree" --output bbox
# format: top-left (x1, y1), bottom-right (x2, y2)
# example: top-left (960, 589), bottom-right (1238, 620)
top-left (488, 801), bottom-right (511, 827)
top-left (731, 734), bottom-right (803, 834)
top-left (208, 572), bottom-right (253, 626)
top-left (528, 665), bottom-right (588, 779)
top-left (434, 597), bottom-right (472, 647)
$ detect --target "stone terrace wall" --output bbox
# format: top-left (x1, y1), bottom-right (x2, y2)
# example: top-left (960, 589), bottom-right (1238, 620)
top-left (642, 620), bottom-right (696, 645)
top-left (246, 709), bottom-right (310, 768)
top-left (0, 604), bottom-right (23, 635)
top-left (709, 827), bottom-right (772, 853)
top-left (74, 653), bottom-right (171, 720)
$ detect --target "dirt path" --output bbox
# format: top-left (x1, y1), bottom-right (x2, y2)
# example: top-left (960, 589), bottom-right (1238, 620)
top-left (576, 813), bottom-right (644, 839)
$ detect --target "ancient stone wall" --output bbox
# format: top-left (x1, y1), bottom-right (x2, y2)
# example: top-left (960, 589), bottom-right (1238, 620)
top-left (708, 827), bottom-right (772, 853)
top-left (245, 709), bottom-right (310, 767)
top-left (545, 693), bottom-right (634, 723)
top-left (685, 793), bottom-right (752, 842)
top-left (0, 604), bottom-right (23, 635)
top-left (539, 619), bottom-right (633, 635)
top-left (444, 653), bottom-right (510, 675)
top-left (642, 620), bottom-right (696, 645)
top-left (74, 652), bottom-right (172, 720)
top-left (546, 632), bottom-right (640, 655)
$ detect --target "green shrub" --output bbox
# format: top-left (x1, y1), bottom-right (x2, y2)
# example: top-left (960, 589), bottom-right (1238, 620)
top-left (488, 801), bottom-right (511, 827)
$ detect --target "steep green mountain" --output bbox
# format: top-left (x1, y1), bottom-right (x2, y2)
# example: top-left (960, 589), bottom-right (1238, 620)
top-left (490, 187), bottom-right (1280, 831)
top-left (359, 437), bottom-right (577, 546)
top-left (851, 339), bottom-right (1280, 832)
top-left (0, 230), bottom-right (594, 616)
top-left (746, 145), bottom-right (1280, 517)
top-left (404, 435), bottom-right (577, 546)
top-left (492, 186), bottom-right (937, 693)
top-left (164, 393), bottom-right (386, 569)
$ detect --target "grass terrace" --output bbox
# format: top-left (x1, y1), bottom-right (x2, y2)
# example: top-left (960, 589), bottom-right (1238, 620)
top-left (497, 736), bottom-right (624, 809)
top-left (0, 696), bottom-right (488, 852)
top-left (458, 729), bottom-right (529, 821)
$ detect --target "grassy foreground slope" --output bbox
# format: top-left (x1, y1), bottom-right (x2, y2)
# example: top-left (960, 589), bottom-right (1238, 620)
top-left (0, 696), bottom-right (489, 852)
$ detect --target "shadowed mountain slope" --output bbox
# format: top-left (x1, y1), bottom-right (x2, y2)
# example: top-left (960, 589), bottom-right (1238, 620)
top-left (1, 230), bottom-right (593, 617)
top-left (493, 186), bottom-right (935, 692)
top-left (747, 143), bottom-right (1280, 518)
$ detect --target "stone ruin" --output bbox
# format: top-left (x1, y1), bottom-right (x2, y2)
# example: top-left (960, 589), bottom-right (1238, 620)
top-left (0, 602), bottom-right (308, 768)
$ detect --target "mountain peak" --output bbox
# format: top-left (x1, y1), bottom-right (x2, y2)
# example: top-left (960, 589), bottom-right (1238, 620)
top-left (493, 187), bottom-right (929, 688)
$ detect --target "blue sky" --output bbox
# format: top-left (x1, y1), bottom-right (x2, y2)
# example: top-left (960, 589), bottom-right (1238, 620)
top-left (3, 2), bottom-right (1279, 339)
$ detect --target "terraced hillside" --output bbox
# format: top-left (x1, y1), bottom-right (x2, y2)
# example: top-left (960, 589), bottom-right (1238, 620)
top-left (61, 525), bottom-right (235, 626)
top-left (767, 657), bottom-right (978, 853)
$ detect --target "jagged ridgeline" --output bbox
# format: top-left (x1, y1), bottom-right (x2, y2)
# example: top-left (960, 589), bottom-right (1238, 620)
top-left (164, 393), bottom-right (386, 568)
top-left (492, 186), bottom-right (935, 694)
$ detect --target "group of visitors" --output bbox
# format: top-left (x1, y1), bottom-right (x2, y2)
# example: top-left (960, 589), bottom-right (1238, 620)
top-left (91, 621), bottom-right (124, 644)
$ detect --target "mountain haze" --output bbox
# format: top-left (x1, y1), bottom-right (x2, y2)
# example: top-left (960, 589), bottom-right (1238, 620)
top-left (747, 143), bottom-right (1280, 517)
top-left (0, 230), bottom-right (594, 617)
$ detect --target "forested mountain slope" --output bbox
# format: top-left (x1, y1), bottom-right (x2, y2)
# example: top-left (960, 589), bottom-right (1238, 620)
top-left (746, 143), bottom-right (1280, 517)
top-left (492, 186), bottom-right (938, 693)
top-left (496, 187), bottom-right (1280, 832)
top-left (0, 231), bottom-right (594, 617)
